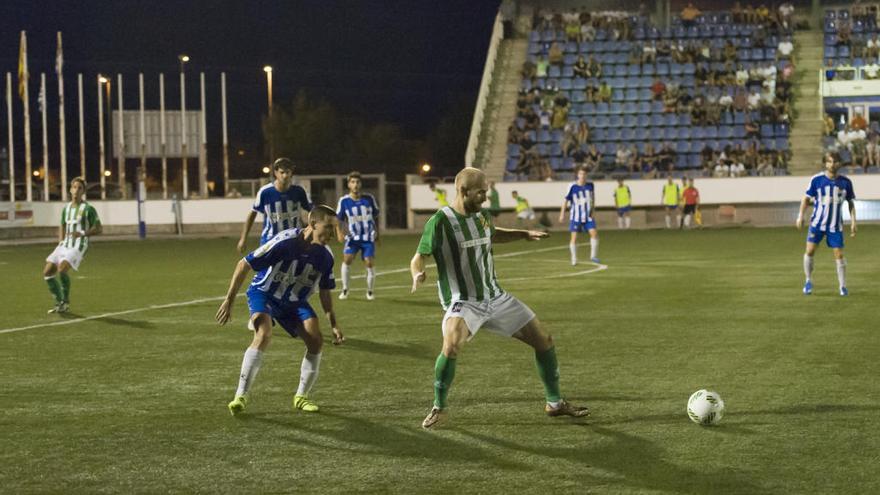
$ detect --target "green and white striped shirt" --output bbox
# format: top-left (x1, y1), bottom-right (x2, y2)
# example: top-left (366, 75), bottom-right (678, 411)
top-left (59, 201), bottom-right (100, 252)
top-left (417, 206), bottom-right (503, 309)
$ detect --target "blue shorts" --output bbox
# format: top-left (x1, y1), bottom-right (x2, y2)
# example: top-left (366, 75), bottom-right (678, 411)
top-left (569, 219), bottom-right (597, 232)
top-left (664, 204), bottom-right (678, 210)
top-left (617, 206), bottom-right (632, 217)
top-left (344, 239), bottom-right (375, 259)
top-left (246, 286), bottom-right (317, 338)
top-left (807, 227), bottom-right (844, 249)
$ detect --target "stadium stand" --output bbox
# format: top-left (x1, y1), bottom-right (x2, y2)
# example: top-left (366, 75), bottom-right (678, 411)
top-left (505, 6), bottom-right (796, 182)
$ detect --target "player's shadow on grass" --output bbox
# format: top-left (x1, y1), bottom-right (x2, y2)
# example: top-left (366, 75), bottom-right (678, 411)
top-left (340, 337), bottom-right (434, 360)
top-left (249, 411), bottom-right (527, 470)
top-left (453, 425), bottom-right (763, 493)
top-left (92, 316), bottom-right (156, 330)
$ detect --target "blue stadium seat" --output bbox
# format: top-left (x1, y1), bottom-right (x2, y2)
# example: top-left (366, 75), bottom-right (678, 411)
top-left (637, 101), bottom-right (652, 114)
top-left (719, 126), bottom-right (734, 139)
top-left (678, 127), bottom-right (692, 139)
top-left (596, 102), bottom-right (610, 114)
top-left (705, 126), bottom-right (719, 139)
top-left (637, 114), bottom-right (650, 127)
top-left (623, 102), bottom-right (638, 114)
top-left (623, 114), bottom-right (637, 127)
top-left (559, 79), bottom-right (573, 90)
top-left (549, 66), bottom-right (561, 78)
top-left (606, 128), bottom-right (621, 141)
top-left (506, 158), bottom-right (518, 172)
top-left (621, 128), bottom-right (635, 141)
top-left (593, 128), bottom-right (606, 141)
top-left (651, 114), bottom-right (664, 127)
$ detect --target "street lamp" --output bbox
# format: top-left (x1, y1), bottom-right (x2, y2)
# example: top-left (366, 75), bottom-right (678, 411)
top-left (420, 163), bottom-right (432, 174)
top-left (97, 74), bottom-right (111, 199)
top-left (179, 54), bottom-right (189, 198)
top-left (264, 65), bottom-right (274, 161)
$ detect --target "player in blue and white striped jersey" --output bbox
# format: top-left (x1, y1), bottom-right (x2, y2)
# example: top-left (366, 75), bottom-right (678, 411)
top-left (558, 167), bottom-right (600, 265)
top-left (335, 171), bottom-right (380, 301)
top-left (796, 153), bottom-right (857, 296)
top-left (217, 205), bottom-right (345, 417)
top-left (237, 157), bottom-right (312, 254)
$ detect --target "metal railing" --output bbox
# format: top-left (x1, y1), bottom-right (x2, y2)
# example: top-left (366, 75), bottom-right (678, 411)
top-left (465, 12), bottom-right (504, 168)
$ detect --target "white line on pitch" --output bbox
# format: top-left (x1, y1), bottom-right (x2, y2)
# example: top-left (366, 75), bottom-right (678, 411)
top-left (0, 242), bottom-right (595, 335)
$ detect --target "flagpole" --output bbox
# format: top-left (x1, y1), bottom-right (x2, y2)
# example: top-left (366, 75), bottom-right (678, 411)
top-left (6, 73), bottom-right (14, 203)
top-left (180, 68), bottom-right (188, 199)
top-left (159, 73), bottom-right (167, 199)
top-left (77, 73), bottom-right (85, 181)
top-left (199, 71), bottom-right (207, 198)
top-left (221, 72), bottom-right (229, 197)
top-left (57, 32), bottom-right (67, 201)
top-left (40, 73), bottom-right (48, 202)
top-left (20, 31), bottom-right (32, 202)
top-left (139, 73), bottom-right (146, 174)
top-left (117, 74), bottom-right (125, 199)
top-left (97, 76), bottom-right (106, 199)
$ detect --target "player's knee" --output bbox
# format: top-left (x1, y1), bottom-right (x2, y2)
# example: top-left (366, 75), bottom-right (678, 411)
top-left (42, 263), bottom-right (56, 277)
top-left (58, 262), bottom-right (72, 273)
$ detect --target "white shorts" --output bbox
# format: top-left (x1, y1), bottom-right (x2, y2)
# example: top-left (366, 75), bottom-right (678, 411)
top-left (46, 245), bottom-right (85, 271)
top-left (517, 210), bottom-right (536, 220)
top-left (442, 292), bottom-right (536, 339)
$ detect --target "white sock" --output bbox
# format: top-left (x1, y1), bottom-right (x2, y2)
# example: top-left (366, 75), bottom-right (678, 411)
top-left (676, 214), bottom-right (682, 227)
top-left (590, 237), bottom-right (599, 260)
top-left (617, 217), bottom-right (624, 229)
top-left (625, 216), bottom-right (631, 229)
top-left (296, 352), bottom-right (322, 397)
top-left (803, 254), bottom-right (814, 282)
top-left (665, 215), bottom-right (672, 228)
top-left (836, 258), bottom-right (847, 289)
top-left (569, 243), bottom-right (577, 263)
top-left (366, 267), bottom-right (375, 292)
top-left (684, 215), bottom-right (692, 227)
top-left (235, 347), bottom-right (264, 397)
top-left (341, 263), bottom-right (350, 291)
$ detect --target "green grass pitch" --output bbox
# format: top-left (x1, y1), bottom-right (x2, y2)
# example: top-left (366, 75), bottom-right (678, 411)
top-left (1, 226), bottom-right (878, 493)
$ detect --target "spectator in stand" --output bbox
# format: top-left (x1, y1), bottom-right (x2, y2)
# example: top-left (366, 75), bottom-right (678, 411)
top-left (756, 154), bottom-right (773, 176)
top-left (615, 144), bottom-right (633, 171)
top-left (778, 2), bottom-right (795, 30)
top-left (576, 120), bottom-right (590, 146)
top-left (659, 142), bottom-right (676, 172)
top-left (536, 55), bottom-right (549, 78)
top-left (539, 110), bottom-right (551, 129)
top-left (642, 143), bottom-right (657, 172)
top-left (701, 144), bottom-right (716, 170)
top-left (718, 91), bottom-right (734, 110)
top-left (508, 124), bottom-right (523, 145)
top-left (650, 78), bottom-right (666, 100)
top-left (837, 59), bottom-right (856, 81)
top-left (565, 17), bottom-right (580, 42)
top-left (581, 22), bottom-right (596, 42)
top-left (522, 60), bottom-right (537, 80)
top-left (732, 2), bottom-right (744, 23)
top-left (755, 4), bottom-right (770, 23)
top-left (586, 56), bottom-right (602, 78)
top-left (778, 37), bottom-right (794, 61)
top-left (681, 3), bottom-right (701, 28)
top-left (747, 90), bottom-right (762, 110)
top-left (723, 41), bottom-right (737, 63)
top-left (657, 40), bottom-right (671, 59)
top-left (864, 58), bottom-right (880, 80)
top-left (730, 158), bottom-right (746, 177)
top-left (867, 34), bottom-right (880, 59)
top-left (642, 41), bottom-right (657, 64)
top-left (561, 121), bottom-right (578, 157)
top-left (733, 89), bottom-right (749, 112)
top-left (534, 156), bottom-right (554, 181)
top-left (573, 56), bottom-right (589, 79)
top-left (824, 59), bottom-right (836, 81)
top-left (745, 117), bottom-right (761, 139)
top-left (697, 40), bottom-right (711, 63)
top-left (597, 81), bottom-right (612, 103)
top-left (866, 132), bottom-right (880, 167)
top-left (744, 141), bottom-right (760, 169)
top-left (735, 64), bottom-right (749, 87)
top-left (851, 112), bottom-right (868, 131)
top-left (585, 144), bottom-right (601, 172)
top-left (522, 107), bottom-right (539, 131)
top-left (713, 159), bottom-right (730, 178)
top-left (548, 42), bottom-right (564, 67)
top-left (628, 145), bottom-right (641, 173)
top-left (823, 113), bottom-right (837, 136)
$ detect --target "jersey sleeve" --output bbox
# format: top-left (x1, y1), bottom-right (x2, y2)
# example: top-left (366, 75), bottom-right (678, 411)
top-left (335, 197), bottom-right (347, 222)
top-left (86, 205), bottom-right (101, 226)
top-left (60, 206), bottom-right (66, 227)
top-left (565, 184), bottom-right (574, 202)
top-left (417, 212), bottom-right (442, 256)
top-left (245, 231), bottom-right (292, 272)
top-left (845, 179), bottom-right (856, 201)
top-left (318, 249), bottom-right (336, 290)
top-left (252, 188), bottom-right (267, 213)
top-left (805, 177), bottom-right (817, 197)
top-left (369, 195), bottom-right (380, 216)
top-left (298, 187), bottom-right (313, 212)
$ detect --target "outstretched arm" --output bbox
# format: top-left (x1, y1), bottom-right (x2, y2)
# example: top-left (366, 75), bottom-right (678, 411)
top-left (215, 259), bottom-right (252, 325)
top-left (558, 201), bottom-right (568, 223)
top-left (795, 196), bottom-right (811, 230)
top-left (238, 211), bottom-right (258, 254)
top-left (319, 288), bottom-right (345, 344)
top-left (411, 252), bottom-right (428, 293)
top-left (493, 227), bottom-right (549, 244)
top-left (848, 199), bottom-right (857, 237)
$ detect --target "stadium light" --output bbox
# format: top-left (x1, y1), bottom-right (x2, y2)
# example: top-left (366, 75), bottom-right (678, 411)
top-left (33, 169), bottom-right (40, 177)
top-left (264, 65), bottom-right (274, 161)
top-left (98, 75), bottom-right (109, 84)
top-left (262, 166), bottom-right (271, 174)
top-left (178, 54), bottom-right (190, 63)
top-left (104, 170), bottom-right (112, 177)
top-left (263, 65), bottom-right (272, 73)
top-left (420, 163), bottom-right (432, 174)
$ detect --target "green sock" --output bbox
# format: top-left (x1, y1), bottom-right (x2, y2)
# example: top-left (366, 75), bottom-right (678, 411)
top-left (59, 272), bottom-right (71, 303)
top-left (45, 276), bottom-right (63, 304)
top-left (535, 347), bottom-right (561, 403)
top-left (433, 353), bottom-right (457, 409)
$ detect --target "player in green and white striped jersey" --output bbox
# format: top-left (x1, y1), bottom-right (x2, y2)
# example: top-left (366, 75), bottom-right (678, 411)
top-left (411, 168), bottom-right (590, 429)
top-left (42, 177), bottom-right (102, 314)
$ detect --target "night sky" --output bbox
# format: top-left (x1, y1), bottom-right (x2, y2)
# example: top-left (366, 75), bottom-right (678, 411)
top-left (0, 0), bottom-right (501, 182)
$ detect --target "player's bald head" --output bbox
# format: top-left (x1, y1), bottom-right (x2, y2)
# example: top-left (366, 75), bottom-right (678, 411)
top-left (454, 167), bottom-right (486, 192)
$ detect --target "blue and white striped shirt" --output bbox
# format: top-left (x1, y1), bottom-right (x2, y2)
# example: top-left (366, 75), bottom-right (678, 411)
top-left (806, 173), bottom-right (855, 233)
top-left (245, 229), bottom-right (336, 305)
top-left (565, 182), bottom-right (594, 222)
top-left (336, 194), bottom-right (380, 242)
top-left (253, 183), bottom-right (312, 244)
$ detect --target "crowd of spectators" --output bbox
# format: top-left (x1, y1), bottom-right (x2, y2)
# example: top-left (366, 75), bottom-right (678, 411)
top-left (823, 5), bottom-right (880, 81)
top-left (824, 111), bottom-right (880, 171)
top-left (508, 3), bottom-right (795, 181)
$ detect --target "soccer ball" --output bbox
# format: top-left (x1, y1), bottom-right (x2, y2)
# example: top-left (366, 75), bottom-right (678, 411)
top-left (687, 389), bottom-right (725, 426)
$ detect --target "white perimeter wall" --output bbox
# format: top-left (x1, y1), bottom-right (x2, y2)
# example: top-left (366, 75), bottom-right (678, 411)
top-left (409, 176), bottom-right (880, 210)
top-left (10, 199), bottom-right (254, 228)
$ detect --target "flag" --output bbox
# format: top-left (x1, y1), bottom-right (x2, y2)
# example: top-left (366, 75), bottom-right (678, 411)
top-left (56, 32), bottom-right (64, 75)
top-left (18, 31), bottom-right (28, 101)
